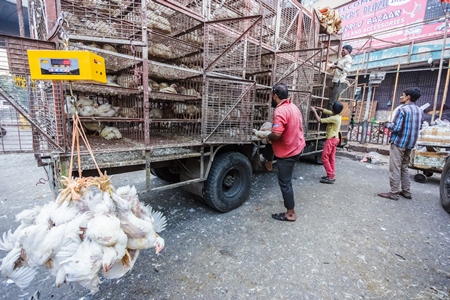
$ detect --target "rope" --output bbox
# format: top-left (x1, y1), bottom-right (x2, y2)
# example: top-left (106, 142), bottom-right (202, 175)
top-left (68, 114), bottom-right (103, 179)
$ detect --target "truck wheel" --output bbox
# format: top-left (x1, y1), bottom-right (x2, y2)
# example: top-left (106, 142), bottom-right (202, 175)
top-left (151, 167), bottom-right (180, 183)
top-left (203, 152), bottom-right (252, 212)
top-left (440, 159), bottom-right (450, 213)
top-left (315, 154), bottom-right (323, 164)
top-left (424, 171), bottom-right (433, 177)
top-left (414, 173), bottom-right (427, 183)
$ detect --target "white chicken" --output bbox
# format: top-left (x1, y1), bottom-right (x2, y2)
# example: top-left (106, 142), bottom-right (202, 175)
top-left (185, 104), bottom-right (201, 119)
top-left (100, 126), bottom-right (122, 140)
top-left (65, 96), bottom-right (77, 116)
top-left (159, 83), bottom-right (178, 94)
top-left (159, 82), bottom-right (169, 89)
top-left (102, 43), bottom-right (117, 53)
top-left (149, 108), bottom-right (164, 118)
top-left (95, 103), bottom-right (117, 117)
top-left (77, 95), bottom-right (94, 107)
top-left (148, 43), bottom-right (172, 59)
top-left (106, 75), bottom-right (120, 86)
top-left (83, 122), bottom-right (105, 135)
top-left (77, 105), bottom-right (97, 117)
top-left (0, 248), bottom-right (37, 289)
top-left (60, 238), bottom-right (103, 293)
top-left (117, 107), bottom-right (138, 118)
top-left (0, 180), bottom-right (165, 293)
top-left (183, 88), bottom-right (201, 98)
top-left (111, 192), bottom-right (164, 253)
top-left (253, 121), bottom-right (272, 140)
top-left (149, 78), bottom-right (160, 91)
top-left (147, 14), bottom-right (171, 35)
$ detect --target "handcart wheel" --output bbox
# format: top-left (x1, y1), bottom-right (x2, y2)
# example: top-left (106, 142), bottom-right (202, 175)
top-left (424, 171), bottom-right (434, 177)
top-left (414, 173), bottom-right (427, 183)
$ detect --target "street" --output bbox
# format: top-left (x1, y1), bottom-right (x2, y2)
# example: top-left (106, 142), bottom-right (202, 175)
top-left (0, 151), bottom-right (449, 299)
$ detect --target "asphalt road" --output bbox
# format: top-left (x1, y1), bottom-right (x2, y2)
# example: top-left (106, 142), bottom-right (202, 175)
top-left (0, 151), bottom-right (449, 300)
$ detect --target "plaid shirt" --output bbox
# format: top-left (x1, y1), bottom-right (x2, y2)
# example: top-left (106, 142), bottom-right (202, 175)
top-left (386, 102), bottom-right (422, 149)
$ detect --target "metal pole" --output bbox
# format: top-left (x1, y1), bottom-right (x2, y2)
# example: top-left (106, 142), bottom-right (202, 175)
top-left (360, 86), bottom-right (372, 144)
top-left (389, 61), bottom-right (401, 121)
top-left (16, 0), bottom-right (25, 37)
top-left (432, 16), bottom-right (448, 123)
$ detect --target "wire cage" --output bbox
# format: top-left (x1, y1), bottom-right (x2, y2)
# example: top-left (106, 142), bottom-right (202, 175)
top-left (277, 0), bottom-right (302, 52)
top-left (68, 42), bottom-right (143, 74)
top-left (148, 31), bottom-right (203, 66)
top-left (204, 16), bottom-right (262, 76)
top-left (260, 0), bottom-right (277, 50)
top-left (60, 0), bottom-right (144, 41)
top-left (155, 0), bottom-right (203, 19)
top-left (202, 77), bottom-right (255, 144)
top-left (289, 90), bottom-right (316, 137)
top-left (0, 35), bottom-right (67, 155)
top-left (273, 52), bottom-right (316, 92)
top-left (206, 0), bottom-right (262, 20)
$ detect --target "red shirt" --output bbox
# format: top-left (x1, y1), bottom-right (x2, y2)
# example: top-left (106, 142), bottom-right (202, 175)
top-left (271, 99), bottom-right (306, 158)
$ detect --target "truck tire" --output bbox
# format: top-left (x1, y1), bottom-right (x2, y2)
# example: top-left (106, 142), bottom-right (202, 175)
top-left (414, 173), bottom-right (427, 183)
top-left (203, 152), bottom-right (252, 212)
top-left (440, 159), bottom-right (450, 213)
top-left (315, 154), bottom-right (323, 164)
top-left (151, 167), bottom-right (180, 183)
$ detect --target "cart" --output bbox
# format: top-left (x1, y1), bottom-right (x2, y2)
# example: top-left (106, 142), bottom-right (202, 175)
top-left (409, 125), bottom-right (450, 183)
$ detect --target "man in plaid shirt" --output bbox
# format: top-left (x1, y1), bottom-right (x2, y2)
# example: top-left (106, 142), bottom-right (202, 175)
top-left (378, 87), bottom-right (423, 201)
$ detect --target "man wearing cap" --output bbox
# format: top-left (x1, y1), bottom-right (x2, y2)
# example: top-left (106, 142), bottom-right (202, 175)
top-left (310, 102), bottom-right (343, 184)
top-left (329, 45), bottom-right (353, 110)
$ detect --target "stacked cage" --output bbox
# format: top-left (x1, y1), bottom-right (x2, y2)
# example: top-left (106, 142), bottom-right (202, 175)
top-left (21, 0), bottom-right (338, 157)
top-left (0, 35), bottom-right (66, 154)
top-left (201, 0), bottom-right (263, 143)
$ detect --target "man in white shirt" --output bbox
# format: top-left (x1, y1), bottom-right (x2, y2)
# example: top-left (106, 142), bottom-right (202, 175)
top-left (329, 45), bottom-right (353, 110)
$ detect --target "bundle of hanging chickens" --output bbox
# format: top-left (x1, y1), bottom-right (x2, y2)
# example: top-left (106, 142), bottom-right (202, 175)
top-left (0, 174), bottom-right (166, 294)
top-left (317, 7), bottom-right (342, 35)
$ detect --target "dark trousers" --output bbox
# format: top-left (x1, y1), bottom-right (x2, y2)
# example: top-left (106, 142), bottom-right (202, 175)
top-left (262, 144), bottom-right (274, 162)
top-left (329, 81), bottom-right (345, 110)
top-left (276, 154), bottom-right (300, 210)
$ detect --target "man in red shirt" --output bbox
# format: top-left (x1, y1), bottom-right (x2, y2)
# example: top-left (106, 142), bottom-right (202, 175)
top-left (266, 83), bottom-right (306, 222)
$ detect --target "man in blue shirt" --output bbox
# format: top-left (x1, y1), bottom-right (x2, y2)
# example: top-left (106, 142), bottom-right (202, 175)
top-left (378, 87), bottom-right (423, 201)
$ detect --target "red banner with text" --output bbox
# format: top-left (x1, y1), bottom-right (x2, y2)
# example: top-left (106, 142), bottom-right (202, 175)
top-left (337, 0), bottom-right (447, 48)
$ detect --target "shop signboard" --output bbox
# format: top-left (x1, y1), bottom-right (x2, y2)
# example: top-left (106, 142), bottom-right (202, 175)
top-left (337, 0), bottom-right (447, 49)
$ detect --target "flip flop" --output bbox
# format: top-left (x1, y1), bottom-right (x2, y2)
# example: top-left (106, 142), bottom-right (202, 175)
top-left (377, 192), bottom-right (398, 201)
top-left (271, 212), bottom-right (295, 222)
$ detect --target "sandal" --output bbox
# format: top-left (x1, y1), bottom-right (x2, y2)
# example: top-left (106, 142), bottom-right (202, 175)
top-left (271, 212), bottom-right (295, 222)
top-left (377, 192), bottom-right (399, 201)
top-left (399, 191), bottom-right (412, 199)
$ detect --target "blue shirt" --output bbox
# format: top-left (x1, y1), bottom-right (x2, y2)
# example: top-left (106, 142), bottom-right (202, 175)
top-left (386, 102), bottom-right (422, 149)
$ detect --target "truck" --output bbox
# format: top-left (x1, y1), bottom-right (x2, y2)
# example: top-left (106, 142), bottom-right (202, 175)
top-left (0, 0), bottom-right (353, 212)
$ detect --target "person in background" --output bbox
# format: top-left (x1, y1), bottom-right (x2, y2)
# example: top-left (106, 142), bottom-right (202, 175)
top-left (310, 102), bottom-right (343, 184)
top-left (329, 45), bottom-right (353, 110)
top-left (266, 83), bottom-right (305, 222)
top-left (377, 87), bottom-right (423, 201)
